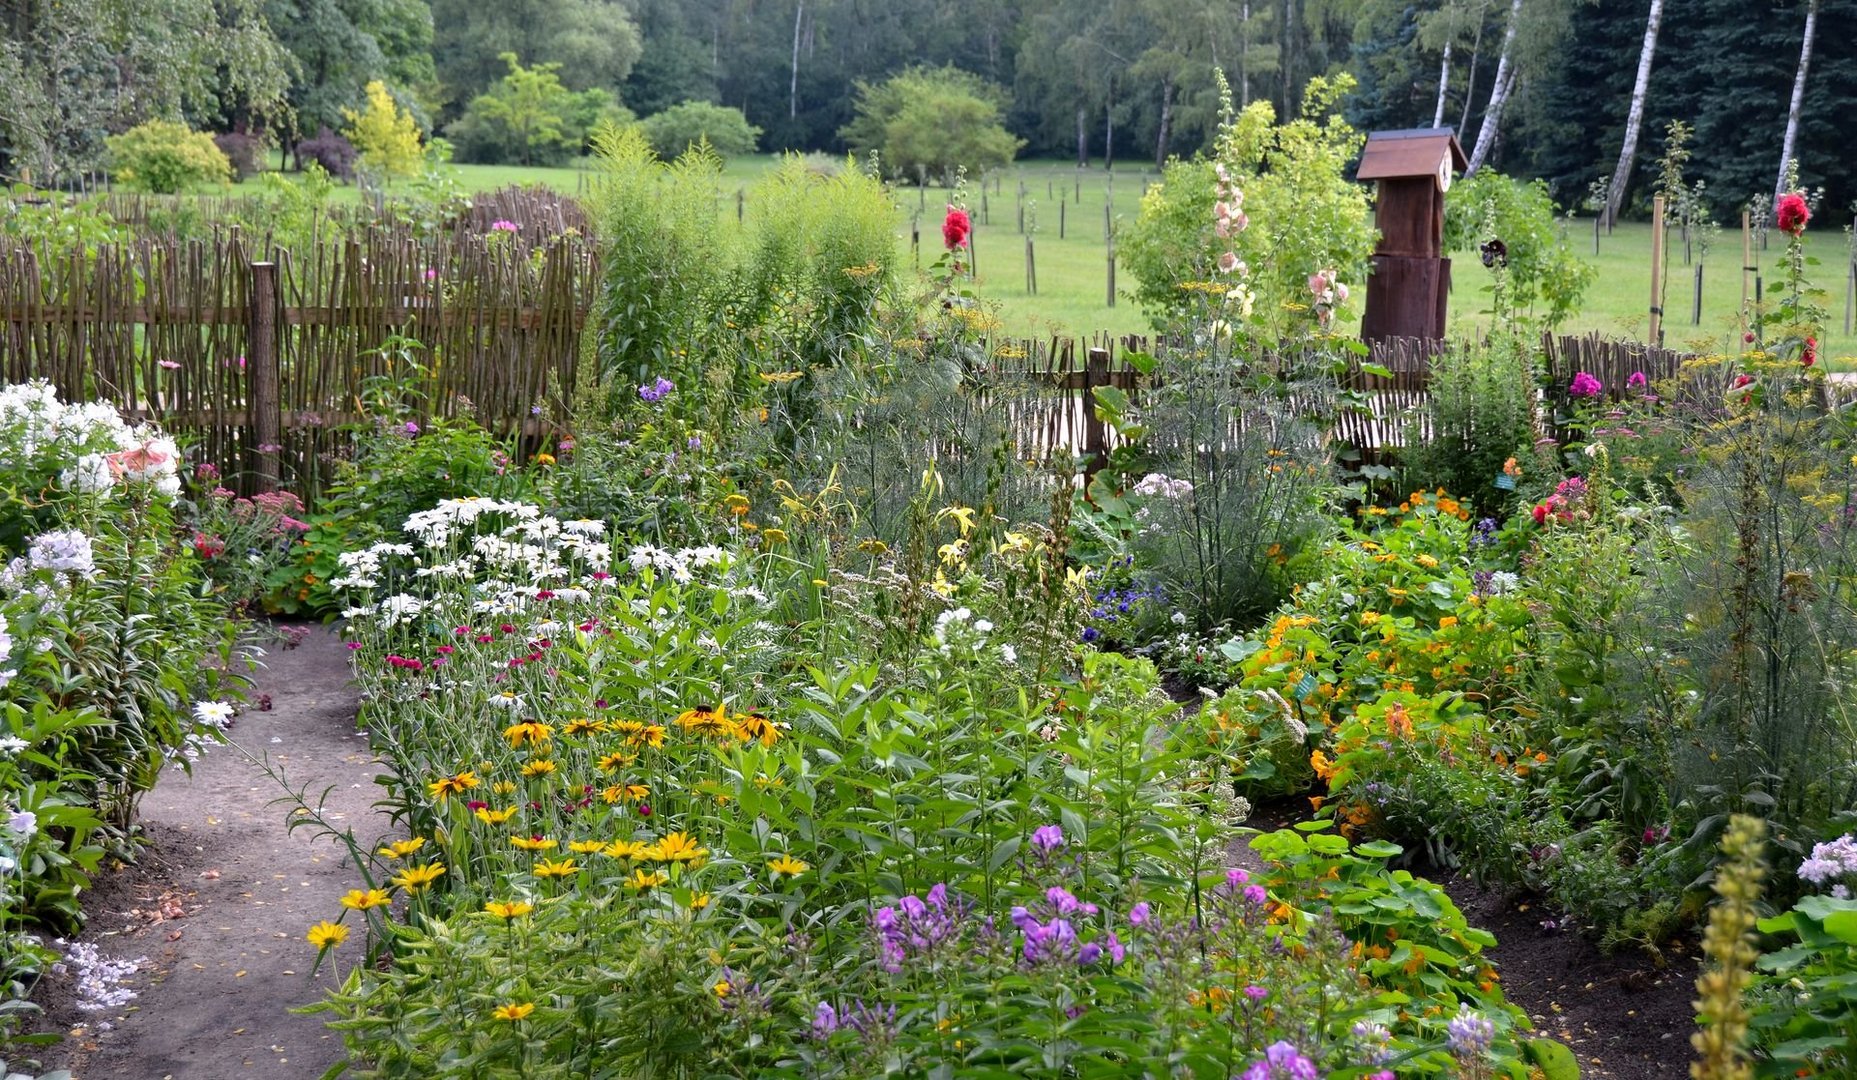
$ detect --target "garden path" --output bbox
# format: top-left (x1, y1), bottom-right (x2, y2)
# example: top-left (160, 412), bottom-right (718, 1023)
top-left (41, 625), bottom-right (379, 1080)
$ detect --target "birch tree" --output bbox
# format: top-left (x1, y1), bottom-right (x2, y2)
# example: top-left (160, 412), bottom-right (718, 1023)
top-left (1464, 0), bottom-right (1522, 175)
top-left (1775, 0), bottom-right (1820, 204)
top-left (1604, 0), bottom-right (1666, 226)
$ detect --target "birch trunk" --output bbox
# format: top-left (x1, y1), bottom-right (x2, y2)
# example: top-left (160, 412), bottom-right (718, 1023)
top-left (789, 1), bottom-right (804, 119)
top-left (1456, 14), bottom-right (1485, 141)
top-left (1464, 0), bottom-right (1523, 176)
top-left (1076, 107), bottom-right (1088, 168)
top-left (1605, 0), bottom-right (1665, 226)
top-left (1433, 40), bottom-right (1453, 128)
top-left (1776, 0), bottom-right (1820, 204)
top-left (1155, 75), bottom-right (1174, 169)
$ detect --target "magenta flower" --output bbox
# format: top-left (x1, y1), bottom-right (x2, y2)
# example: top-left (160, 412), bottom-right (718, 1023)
top-left (1569, 371), bottom-right (1603, 399)
top-left (1626, 370), bottom-right (1647, 390)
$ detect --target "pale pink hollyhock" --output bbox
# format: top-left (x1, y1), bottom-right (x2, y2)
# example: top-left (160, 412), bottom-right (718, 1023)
top-left (1218, 251), bottom-right (1241, 274)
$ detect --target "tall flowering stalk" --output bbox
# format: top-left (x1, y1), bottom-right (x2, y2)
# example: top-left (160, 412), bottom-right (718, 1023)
top-left (1691, 814), bottom-right (1765, 1080)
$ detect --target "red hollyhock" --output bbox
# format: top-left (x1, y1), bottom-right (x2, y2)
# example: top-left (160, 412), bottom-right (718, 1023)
top-left (1733, 374), bottom-right (1754, 388)
top-left (1803, 336), bottom-right (1817, 367)
top-left (1531, 503), bottom-right (1548, 525)
top-left (1776, 192), bottom-right (1810, 236)
top-left (942, 207), bottom-right (972, 250)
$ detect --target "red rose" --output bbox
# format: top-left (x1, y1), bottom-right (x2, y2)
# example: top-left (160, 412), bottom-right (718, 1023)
top-left (1803, 336), bottom-right (1817, 367)
top-left (942, 207), bottom-right (971, 250)
top-left (1532, 503), bottom-right (1548, 526)
top-left (1776, 192), bottom-right (1810, 236)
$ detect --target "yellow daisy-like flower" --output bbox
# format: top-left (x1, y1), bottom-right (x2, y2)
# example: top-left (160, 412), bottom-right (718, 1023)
top-left (378, 837), bottom-right (427, 859)
top-left (561, 718), bottom-right (604, 737)
top-left (625, 868), bottom-right (669, 890)
top-left (625, 725), bottom-right (667, 749)
top-left (510, 835), bottom-right (557, 852)
top-left (502, 721), bottom-right (554, 748)
top-left (428, 771), bottom-right (479, 800)
top-left (391, 862), bottom-right (447, 893)
top-left (520, 758), bottom-right (558, 778)
top-left (602, 839), bottom-right (651, 860)
top-left (492, 1002), bottom-right (535, 1022)
top-left (646, 832), bottom-right (709, 865)
top-left (597, 751), bottom-right (638, 773)
top-left (339, 888), bottom-right (391, 911)
top-left (484, 900), bottom-right (534, 920)
top-left (675, 705), bottom-right (739, 740)
top-left (492, 779), bottom-right (517, 795)
top-left (733, 712), bottom-right (786, 748)
top-left (568, 840), bottom-right (606, 855)
top-left (533, 858), bottom-right (579, 879)
top-left (687, 892), bottom-right (711, 910)
top-left (602, 783), bottom-right (650, 805)
top-left (760, 528), bottom-right (788, 545)
top-left (1438, 615), bottom-right (1459, 629)
top-left (474, 805), bottom-right (517, 825)
top-left (767, 854), bottom-right (809, 878)
top-left (306, 920), bottom-right (348, 949)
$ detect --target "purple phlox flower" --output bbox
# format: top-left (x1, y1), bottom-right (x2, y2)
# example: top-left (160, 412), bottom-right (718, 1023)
top-left (811, 1001), bottom-right (839, 1039)
top-left (1800, 833), bottom-right (1857, 887)
top-left (1447, 1007), bottom-right (1495, 1058)
top-left (844, 999), bottom-right (896, 1040)
top-left (1243, 884), bottom-right (1268, 906)
top-left (871, 885), bottom-right (962, 972)
top-left (1569, 371), bottom-right (1604, 399)
top-left (1243, 984), bottom-right (1269, 1002)
top-left (489, 219), bottom-right (520, 233)
top-left (1078, 941), bottom-right (1101, 964)
top-left (638, 376), bottom-right (674, 403)
top-left (1128, 901), bottom-right (1152, 927)
top-left (1627, 370), bottom-right (1648, 389)
top-left (402, 421), bottom-right (420, 436)
top-left (1104, 930), bottom-right (1125, 963)
top-left (687, 435), bottom-right (702, 451)
top-left (1224, 867), bottom-right (1251, 889)
top-left (1045, 886), bottom-right (1096, 916)
top-left (1242, 1041), bottom-right (1319, 1080)
top-left (1031, 824), bottom-right (1065, 853)
top-left (1020, 917), bottom-right (1078, 965)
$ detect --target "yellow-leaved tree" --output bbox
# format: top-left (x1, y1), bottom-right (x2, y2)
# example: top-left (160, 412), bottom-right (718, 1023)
top-left (343, 81), bottom-right (423, 179)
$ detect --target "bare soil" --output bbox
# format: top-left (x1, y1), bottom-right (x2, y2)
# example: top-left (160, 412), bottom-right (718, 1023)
top-left (35, 624), bottom-right (383, 1080)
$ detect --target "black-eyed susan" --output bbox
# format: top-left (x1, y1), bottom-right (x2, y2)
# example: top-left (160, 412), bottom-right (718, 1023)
top-left (428, 771), bottom-right (479, 800)
top-left (492, 1002), bottom-right (535, 1022)
top-left (602, 839), bottom-right (650, 860)
top-left (767, 854), bottom-right (809, 878)
top-left (391, 862), bottom-right (446, 892)
top-left (623, 724), bottom-right (666, 749)
top-left (597, 751), bottom-right (637, 773)
top-left (379, 837), bottom-right (428, 859)
top-left (733, 712), bottom-right (786, 748)
top-left (491, 779), bottom-right (517, 796)
top-left (519, 758), bottom-right (558, 778)
top-left (533, 858), bottom-right (578, 879)
top-left (306, 921), bottom-right (348, 949)
top-left (601, 783), bottom-right (650, 805)
top-left (686, 892), bottom-right (711, 910)
top-left (510, 835), bottom-right (557, 852)
top-left (339, 888), bottom-right (391, 911)
top-left (567, 839), bottom-right (606, 855)
top-left (625, 868), bottom-right (669, 890)
top-left (561, 718), bottom-right (604, 737)
top-left (676, 704), bottom-right (738, 740)
top-left (474, 805), bottom-right (517, 825)
top-left (502, 721), bottom-right (553, 748)
top-left (484, 900), bottom-right (534, 920)
top-left (646, 832), bottom-right (708, 865)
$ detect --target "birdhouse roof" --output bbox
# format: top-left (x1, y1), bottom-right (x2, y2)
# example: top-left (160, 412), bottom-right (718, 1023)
top-left (1356, 129), bottom-right (1468, 181)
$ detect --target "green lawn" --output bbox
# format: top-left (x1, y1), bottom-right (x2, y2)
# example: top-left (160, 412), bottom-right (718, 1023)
top-left (265, 155), bottom-right (1857, 360)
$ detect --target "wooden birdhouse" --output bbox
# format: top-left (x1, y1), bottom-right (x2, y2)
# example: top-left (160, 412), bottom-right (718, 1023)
top-left (1357, 129), bottom-right (1466, 343)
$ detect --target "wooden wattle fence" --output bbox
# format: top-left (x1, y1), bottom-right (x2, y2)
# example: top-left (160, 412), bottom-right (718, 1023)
top-left (0, 230), bottom-right (596, 499)
top-left (0, 227), bottom-right (1701, 502)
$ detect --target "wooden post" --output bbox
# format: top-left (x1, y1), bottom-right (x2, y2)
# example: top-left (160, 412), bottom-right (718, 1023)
top-left (1025, 235), bottom-right (1036, 295)
top-left (1846, 257), bottom-right (1854, 336)
top-left (736, 188), bottom-right (744, 223)
top-left (1693, 263), bottom-right (1703, 325)
top-left (911, 215), bottom-right (920, 269)
top-left (981, 189), bottom-right (989, 225)
top-left (1648, 194), bottom-right (1666, 345)
top-left (1741, 210), bottom-right (1752, 337)
top-left (1103, 202), bottom-right (1111, 242)
top-left (1083, 346), bottom-right (1110, 477)
top-left (248, 261), bottom-right (281, 491)
top-left (1593, 213), bottom-right (1600, 257)
top-left (1059, 200), bottom-right (1066, 240)
top-left (1074, 170), bottom-right (1081, 203)
top-left (1106, 237), bottom-right (1116, 309)
top-left (969, 224), bottom-right (978, 280)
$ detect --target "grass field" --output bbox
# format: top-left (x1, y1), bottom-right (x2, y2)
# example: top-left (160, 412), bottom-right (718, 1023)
top-left (271, 154), bottom-right (1857, 360)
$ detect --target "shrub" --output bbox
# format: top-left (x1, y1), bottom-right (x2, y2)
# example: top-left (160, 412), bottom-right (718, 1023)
top-left (1400, 332), bottom-right (1540, 515)
top-left (637, 100), bottom-right (760, 158)
top-left (104, 120), bottom-right (232, 193)
top-left (343, 80), bottom-right (424, 179)
top-left (296, 128), bottom-right (357, 181)
top-left (448, 53), bottom-right (631, 166)
top-left (839, 66), bottom-right (1022, 183)
top-left (1444, 171), bottom-right (1596, 329)
top-left (213, 131), bottom-right (267, 181)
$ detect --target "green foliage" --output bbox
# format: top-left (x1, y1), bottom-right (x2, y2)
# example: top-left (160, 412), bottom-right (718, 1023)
top-left (1123, 74), bottom-right (1376, 339)
top-left (839, 66), bottom-right (1022, 183)
top-left (104, 120), bottom-right (233, 194)
top-left (1401, 333), bottom-right (1541, 516)
top-left (428, 0), bottom-right (640, 107)
top-left (637, 100), bottom-right (762, 159)
top-left (344, 80), bottom-right (426, 179)
top-left (448, 53), bottom-right (631, 166)
top-left (1444, 171), bottom-right (1596, 329)
top-left (1753, 891), bottom-right (1857, 1076)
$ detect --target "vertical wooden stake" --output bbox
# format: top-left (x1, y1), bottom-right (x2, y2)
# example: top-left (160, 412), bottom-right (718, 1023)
top-left (1059, 200), bottom-right (1066, 240)
top-left (1740, 210), bottom-right (1752, 337)
top-left (982, 190), bottom-right (989, 225)
top-left (1593, 213), bottom-right (1600, 257)
top-left (1083, 347), bottom-right (1109, 478)
top-left (736, 188), bottom-right (744, 223)
top-left (1693, 263), bottom-right (1703, 326)
top-left (969, 226), bottom-right (978, 281)
top-left (911, 216), bottom-right (920, 269)
top-left (1648, 194), bottom-right (1665, 345)
top-left (1025, 236), bottom-right (1036, 295)
top-left (1106, 238), bottom-right (1116, 309)
top-left (1845, 258), bottom-right (1854, 336)
top-left (248, 261), bottom-right (281, 492)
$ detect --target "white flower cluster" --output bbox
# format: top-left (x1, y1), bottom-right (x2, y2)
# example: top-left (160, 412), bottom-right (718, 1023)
top-left (1131, 473), bottom-right (1195, 500)
top-left (0, 381), bottom-right (180, 498)
top-left (0, 611), bottom-right (13, 691)
top-left (28, 529), bottom-right (96, 577)
top-left (627, 543), bottom-right (731, 584)
top-left (52, 939), bottom-right (146, 1020)
top-left (1801, 834), bottom-right (1857, 899)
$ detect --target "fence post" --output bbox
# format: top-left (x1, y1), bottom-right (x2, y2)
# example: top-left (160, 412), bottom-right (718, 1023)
top-left (248, 260), bottom-right (281, 492)
top-left (1083, 346), bottom-right (1110, 480)
top-left (1648, 195), bottom-right (1666, 346)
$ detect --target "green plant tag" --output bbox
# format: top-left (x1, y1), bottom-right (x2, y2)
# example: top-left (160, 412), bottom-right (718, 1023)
top-left (1494, 473), bottom-right (1516, 491)
top-left (1291, 672), bottom-right (1317, 700)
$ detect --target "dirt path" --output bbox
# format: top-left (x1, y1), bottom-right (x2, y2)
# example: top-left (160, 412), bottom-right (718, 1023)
top-left (40, 624), bottom-right (379, 1080)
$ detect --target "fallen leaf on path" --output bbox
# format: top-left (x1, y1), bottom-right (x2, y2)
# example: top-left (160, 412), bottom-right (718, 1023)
top-left (200, 869), bottom-right (221, 880)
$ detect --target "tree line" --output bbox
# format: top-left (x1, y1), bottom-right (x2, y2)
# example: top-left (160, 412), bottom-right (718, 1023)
top-left (1, 0), bottom-right (1851, 222)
